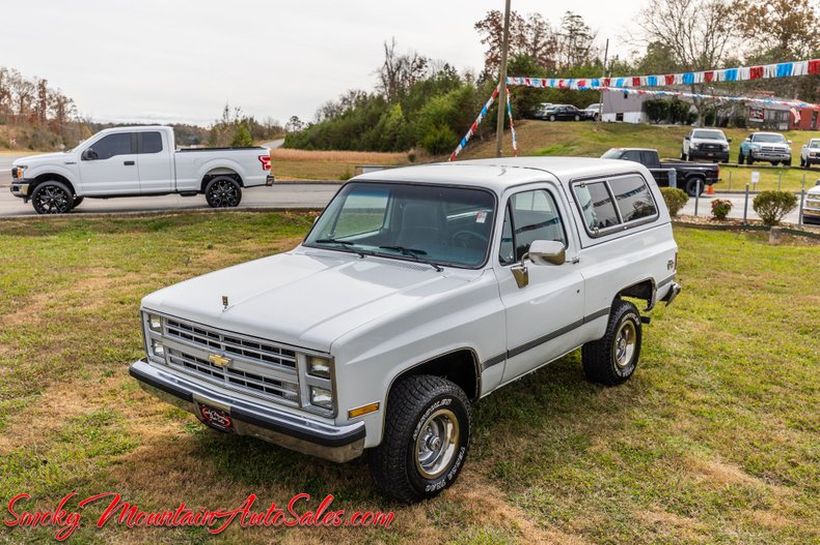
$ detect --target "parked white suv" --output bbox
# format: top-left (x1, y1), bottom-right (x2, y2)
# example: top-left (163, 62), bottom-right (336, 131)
top-left (130, 157), bottom-right (681, 503)
top-left (10, 126), bottom-right (274, 214)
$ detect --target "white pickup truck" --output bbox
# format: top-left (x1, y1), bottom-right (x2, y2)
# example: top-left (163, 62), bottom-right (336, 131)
top-left (129, 157), bottom-right (681, 503)
top-left (10, 126), bottom-right (274, 214)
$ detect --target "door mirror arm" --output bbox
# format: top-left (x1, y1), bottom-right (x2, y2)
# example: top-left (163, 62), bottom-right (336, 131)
top-left (509, 240), bottom-right (567, 289)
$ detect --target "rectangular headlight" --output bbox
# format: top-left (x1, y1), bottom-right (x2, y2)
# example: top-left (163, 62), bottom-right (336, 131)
top-left (309, 386), bottom-right (333, 409)
top-left (307, 356), bottom-right (332, 378)
top-left (151, 338), bottom-right (165, 358)
top-left (147, 313), bottom-right (162, 332)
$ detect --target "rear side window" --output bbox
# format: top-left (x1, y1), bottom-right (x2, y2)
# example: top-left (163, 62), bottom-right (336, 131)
top-left (610, 176), bottom-right (657, 222)
top-left (620, 150), bottom-right (641, 163)
top-left (88, 133), bottom-right (134, 160)
top-left (139, 132), bottom-right (163, 154)
top-left (573, 182), bottom-right (620, 232)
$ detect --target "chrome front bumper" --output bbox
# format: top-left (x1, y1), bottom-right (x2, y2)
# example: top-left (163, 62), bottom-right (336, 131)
top-left (129, 359), bottom-right (365, 463)
top-left (9, 181), bottom-right (31, 199)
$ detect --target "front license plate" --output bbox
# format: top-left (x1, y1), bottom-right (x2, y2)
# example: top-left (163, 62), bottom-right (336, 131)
top-left (198, 403), bottom-right (234, 432)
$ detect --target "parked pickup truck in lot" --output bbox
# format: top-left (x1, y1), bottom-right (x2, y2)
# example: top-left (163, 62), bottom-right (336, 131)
top-left (681, 128), bottom-right (730, 162)
top-left (602, 147), bottom-right (719, 196)
top-left (738, 132), bottom-right (792, 166)
top-left (802, 181), bottom-right (820, 224)
top-left (10, 125), bottom-right (274, 214)
top-left (129, 157), bottom-right (681, 503)
top-left (800, 138), bottom-right (820, 169)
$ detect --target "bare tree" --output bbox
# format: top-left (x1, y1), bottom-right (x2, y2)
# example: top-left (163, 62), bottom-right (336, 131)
top-left (377, 38), bottom-right (429, 101)
top-left (738, 0), bottom-right (820, 57)
top-left (640, 0), bottom-right (742, 123)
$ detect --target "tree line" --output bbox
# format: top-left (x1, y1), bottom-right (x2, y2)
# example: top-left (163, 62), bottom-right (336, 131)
top-left (286, 0), bottom-right (820, 154)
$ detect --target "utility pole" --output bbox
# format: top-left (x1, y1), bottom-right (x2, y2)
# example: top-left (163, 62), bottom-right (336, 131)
top-left (597, 38), bottom-right (609, 124)
top-left (495, 0), bottom-right (512, 157)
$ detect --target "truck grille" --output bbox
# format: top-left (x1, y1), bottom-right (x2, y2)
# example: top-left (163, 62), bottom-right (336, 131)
top-left (167, 348), bottom-right (299, 403)
top-left (165, 318), bottom-right (296, 370)
top-left (162, 318), bottom-right (300, 406)
top-left (760, 146), bottom-right (785, 153)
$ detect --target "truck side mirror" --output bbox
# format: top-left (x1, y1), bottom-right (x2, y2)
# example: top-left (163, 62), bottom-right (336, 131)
top-left (684, 135), bottom-right (690, 140)
top-left (81, 148), bottom-right (98, 161)
top-left (727, 137), bottom-right (732, 143)
top-left (528, 240), bottom-right (567, 266)
top-left (787, 140), bottom-right (793, 145)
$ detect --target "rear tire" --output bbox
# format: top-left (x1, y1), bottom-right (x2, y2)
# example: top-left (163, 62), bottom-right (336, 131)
top-left (549, 115), bottom-right (556, 122)
top-left (574, 115), bottom-right (580, 121)
top-left (582, 300), bottom-right (642, 386)
top-left (204, 176), bottom-right (242, 208)
top-left (31, 181), bottom-right (73, 214)
top-left (746, 154), bottom-right (754, 165)
top-left (369, 375), bottom-right (471, 504)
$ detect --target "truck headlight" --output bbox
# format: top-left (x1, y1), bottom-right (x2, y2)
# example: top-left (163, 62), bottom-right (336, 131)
top-left (13, 166), bottom-right (26, 179)
top-left (151, 339), bottom-right (165, 358)
top-left (307, 356), bottom-right (332, 379)
top-left (309, 386), bottom-right (333, 409)
top-left (147, 313), bottom-right (162, 332)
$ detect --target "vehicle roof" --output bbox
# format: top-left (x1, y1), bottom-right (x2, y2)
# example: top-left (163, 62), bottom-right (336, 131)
top-left (751, 131), bottom-right (784, 136)
top-left (97, 125), bottom-right (170, 134)
top-left (352, 157), bottom-right (644, 193)
top-left (606, 147), bottom-right (655, 152)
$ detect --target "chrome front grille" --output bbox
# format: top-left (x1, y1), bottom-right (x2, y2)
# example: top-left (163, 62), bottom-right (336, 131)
top-left (165, 318), bottom-right (296, 370)
top-left (160, 317), bottom-right (301, 406)
top-left (167, 348), bottom-right (299, 403)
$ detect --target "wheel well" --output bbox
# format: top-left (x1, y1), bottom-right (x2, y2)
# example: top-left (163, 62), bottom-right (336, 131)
top-left (201, 169), bottom-right (243, 192)
top-left (390, 350), bottom-right (480, 402)
top-left (617, 279), bottom-right (655, 309)
top-left (32, 173), bottom-right (76, 196)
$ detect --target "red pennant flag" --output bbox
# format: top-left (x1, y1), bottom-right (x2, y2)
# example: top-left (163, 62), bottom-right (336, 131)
top-left (632, 77), bottom-right (641, 86)
top-left (808, 59), bottom-right (820, 75)
top-left (603, 78), bottom-right (611, 87)
top-left (577, 79), bottom-right (586, 88)
top-left (665, 74), bottom-right (675, 85)
top-left (750, 66), bottom-right (764, 79)
top-left (704, 71), bottom-right (714, 82)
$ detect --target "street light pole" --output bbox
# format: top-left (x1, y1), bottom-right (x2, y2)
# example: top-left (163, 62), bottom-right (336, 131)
top-left (495, 0), bottom-right (512, 157)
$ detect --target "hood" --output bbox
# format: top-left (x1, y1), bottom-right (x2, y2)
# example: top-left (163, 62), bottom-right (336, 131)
top-left (807, 184), bottom-right (820, 196)
top-left (142, 248), bottom-right (483, 352)
top-left (13, 152), bottom-right (70, 167)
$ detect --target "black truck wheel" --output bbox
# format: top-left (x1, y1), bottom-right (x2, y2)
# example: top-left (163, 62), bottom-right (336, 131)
top-left (31, 181), bottom-right (74, 214)
top-left (369, 375), bottom-right (471, 504)
top-left (685, 177), bottom-right (706, 197)
top-left (204, 176), bottom-right (242, 208)
top-left (582, 300), bottom-right (642, 386)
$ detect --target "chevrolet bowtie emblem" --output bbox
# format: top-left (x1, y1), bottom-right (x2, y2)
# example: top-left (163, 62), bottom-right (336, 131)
top-left (222, 295), bottom-right (229, 311)
top-left (208, 354), bottom-right (231, 368)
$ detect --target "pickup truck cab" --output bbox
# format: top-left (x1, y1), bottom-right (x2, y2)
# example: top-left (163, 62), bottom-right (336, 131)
top-left (738, 132), bottom-right (792, 166)
top-left (602, 147), bottom-right (719, 197)
top-left (129, 157), bottom-right (680, 503)
top-left (800, 139), bottom-right (820, 169)
top-left (10, 126), bottom-right (274, 214)
top-left (681, 128), bottom-right (730, 162)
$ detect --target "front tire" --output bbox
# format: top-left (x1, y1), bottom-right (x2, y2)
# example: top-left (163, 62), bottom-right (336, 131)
top-left (369, 375), bottom-right (471, 504)
top-left (31, 181), bottom-right (73, 214)
top-left (685, 177), bottom-right (705, 197)
top-left (549, 115), bottom-right (556, 122)
top-left (582, 300), bottom-right (642, 386)
top-left (204, 176), bottom-right (242, 208)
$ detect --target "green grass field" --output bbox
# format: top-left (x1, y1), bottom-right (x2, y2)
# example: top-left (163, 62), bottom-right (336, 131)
top-left (0, 213), bottom-right (818, 544)
top-left (460, 121), bottom-right (820, 193)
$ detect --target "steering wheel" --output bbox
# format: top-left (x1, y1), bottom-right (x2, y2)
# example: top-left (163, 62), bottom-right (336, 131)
top-left (450, 230), bottom-right (489, 248)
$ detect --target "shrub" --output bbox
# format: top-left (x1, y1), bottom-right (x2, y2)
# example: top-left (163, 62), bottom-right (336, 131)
top-left (660, 187), bottom-right (688, 217)
top-left (419, 124), bottom-right (457, 155)
top-left (753, 191), bottom-right (798, 226)
top-left (710, 199), bottom-right (733, 220)
top-left (643, 99), bottom-right (670, 124)
top-left (230, 125), bottom-right (254, 147)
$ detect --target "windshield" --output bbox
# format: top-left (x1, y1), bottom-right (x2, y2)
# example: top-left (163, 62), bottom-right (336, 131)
top-left (304, 182), bottom-right (496, 269)
top-left (809, 139), bottom-right (820, 148)
top-left (753, 134), bottom-right (786, 143)
top-left (601, 149), bottom-right (623, 159)
top-left (692, 130), bottom-right (725, 140)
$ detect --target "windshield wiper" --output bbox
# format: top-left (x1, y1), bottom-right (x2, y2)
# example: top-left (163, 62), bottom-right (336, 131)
top-left (314, 238), bottom-right (368, 258)
top-left (378, 245), bottom-right (443, 272)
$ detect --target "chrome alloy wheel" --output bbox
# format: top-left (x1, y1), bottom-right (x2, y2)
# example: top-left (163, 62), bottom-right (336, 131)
top-left (207, 179), bottom-right (240, 207)
top-left (415, 408), bottom-right (460, 479)
top-left (613, 320), bottom-right (637, 369)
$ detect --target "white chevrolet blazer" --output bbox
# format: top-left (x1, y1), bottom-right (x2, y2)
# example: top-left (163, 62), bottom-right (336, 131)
top-left (130, 157), bottom-right (681, 503)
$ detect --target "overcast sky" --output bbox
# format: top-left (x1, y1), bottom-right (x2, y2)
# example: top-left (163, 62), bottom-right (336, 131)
top-left (1, 0), bottom-right (645, 126)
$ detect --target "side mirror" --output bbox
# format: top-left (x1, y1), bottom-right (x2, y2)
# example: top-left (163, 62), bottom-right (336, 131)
top-left (81, 148), bottom-right (98, 161)
top-left (727, 137), bottom-right (733, 143)
top-left (529, 240), bottom-right (566, 266)
top-left (787, 140), bottom-right (793, 145)
top-left (684, 135), bottom-right (690, 140)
